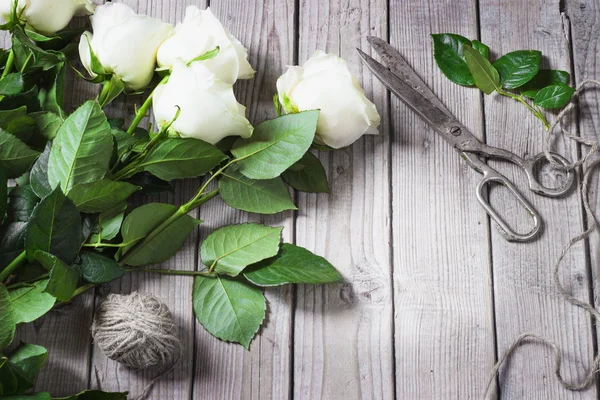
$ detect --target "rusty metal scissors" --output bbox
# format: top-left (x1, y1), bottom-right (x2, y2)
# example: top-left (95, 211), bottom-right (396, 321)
top-left (357, 36), bottom-right (575, 242)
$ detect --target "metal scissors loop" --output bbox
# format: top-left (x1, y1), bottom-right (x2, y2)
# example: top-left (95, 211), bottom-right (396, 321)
top-left (358, 36), bottom-right (576, 242)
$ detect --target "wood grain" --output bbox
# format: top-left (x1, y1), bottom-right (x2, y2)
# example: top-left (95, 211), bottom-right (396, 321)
top-left (479, 0), bottom-right (597, 398)
top-left (388, 0), bottom-right (497, 398)
top-left (293, 1), bottom-right (394, 399)
top-left (566, 0), bottom-right (600, 397)
top-left (191, 2), bottom-right (296, 400)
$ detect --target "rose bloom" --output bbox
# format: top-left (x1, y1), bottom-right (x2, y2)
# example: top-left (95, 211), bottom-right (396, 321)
top-left (78, 2), bottom-right (172, 90)
top-left (277, 51), bottom-right (381, 149)
top-left (0, 0), bottom-right (94, 35)
top-left (152, 60), bottom-right (253, 145)
top-left (157, 6), bottom-right (254, 84)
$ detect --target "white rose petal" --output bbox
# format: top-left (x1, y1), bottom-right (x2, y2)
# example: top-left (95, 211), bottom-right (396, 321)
top-left (277, 51), bottom-right (381, 149)
top-left (152, 60), bottom-right (253, 145)
top-left (157, 6), bottom-right (254, 84)
top-left (1, 0), bottom-right (94, 35)
top-left (78, 3), bottom-right (172, 90)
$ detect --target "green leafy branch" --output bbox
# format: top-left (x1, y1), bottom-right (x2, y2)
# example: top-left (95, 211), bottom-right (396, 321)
top-left (431, 33), bottom-right (575, 130)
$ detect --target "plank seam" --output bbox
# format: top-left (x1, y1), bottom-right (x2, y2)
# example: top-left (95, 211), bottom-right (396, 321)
top-left (473, 0), bottom-right (501, 397)
top-left (385, 1), bottom-right (398, 399)
top-left (289, 0), bottom-right (300, 398)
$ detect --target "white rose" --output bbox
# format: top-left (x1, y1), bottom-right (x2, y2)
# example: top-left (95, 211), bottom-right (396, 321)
top-left (152, 60), bottom-right (253, 145)
top-left (276, 51), bottom-right (381, 149)
top-left (156, 6), bottom-right (254, 84)
top-left (78, 2), bottom-right (173, 90)
top-left (0, 0), bottom-right (94, 35)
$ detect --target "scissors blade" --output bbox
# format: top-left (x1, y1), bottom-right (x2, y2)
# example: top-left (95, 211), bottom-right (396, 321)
top-left (356, 47), bottom-right (457, 138)
top-left (366, 36), bottom-right (451, 117)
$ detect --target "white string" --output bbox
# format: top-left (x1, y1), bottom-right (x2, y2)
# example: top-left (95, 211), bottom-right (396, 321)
top-left (484, 80), bottom-right (600, 398)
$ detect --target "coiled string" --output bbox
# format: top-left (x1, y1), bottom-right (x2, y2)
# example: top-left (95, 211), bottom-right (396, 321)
top-left (484, 80), bottom-right (600, 398)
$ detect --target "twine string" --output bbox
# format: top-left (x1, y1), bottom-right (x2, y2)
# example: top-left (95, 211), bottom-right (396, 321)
top-left (483, 80), bottom-right (600, 399)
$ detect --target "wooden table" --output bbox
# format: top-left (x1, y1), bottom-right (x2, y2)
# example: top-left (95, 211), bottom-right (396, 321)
top-left (12, 0), bottom-right (600, 399)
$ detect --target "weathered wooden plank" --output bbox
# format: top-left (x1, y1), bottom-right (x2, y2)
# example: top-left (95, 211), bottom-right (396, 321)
top-left (388, 1), bottom-right (497, 398)
top-left (479, 0), bottom-right (597, 397)
top-left (89, 1), bottom-right (204, 399)
top-left (191, 2), bottom-right (296, 400)
top-left (293, 2), bottom-right (393, 399)
top-left (566, 0), bottom-right (600, 397)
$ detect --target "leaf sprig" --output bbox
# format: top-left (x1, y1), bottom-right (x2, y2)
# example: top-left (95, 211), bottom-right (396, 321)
top-left (432, 33), bottom-right (575, 130)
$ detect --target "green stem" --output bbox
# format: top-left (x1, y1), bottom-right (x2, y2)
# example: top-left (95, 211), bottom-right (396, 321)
top-left (0, 250), bottom-right (27, 283)
top-left (117, 147), bottom-right (262, 266)
top-left (127, 75), bottom-right (168, 135)
top-left (72, 284), bottom-right (95, 298)
top-left (110, 159), bottom-right (143, 181)
top-left (110, 125), bottom-right (170, 180)
top-left (118, 189), bottom-right (219, 266)
top-left (1, 49), bottom-right (14, 80)
top-left (497, 89), bottom-right (551, 131)
top-left (126, 268), bottom-right (216, 277)
top-left (6, 273), bottom-right (50, 290)
top-left (83, 238), bottom-right (141, 249)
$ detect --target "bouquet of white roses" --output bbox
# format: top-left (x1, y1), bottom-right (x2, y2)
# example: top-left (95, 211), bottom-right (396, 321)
top-left (0, 1), bottom-right (380, 398)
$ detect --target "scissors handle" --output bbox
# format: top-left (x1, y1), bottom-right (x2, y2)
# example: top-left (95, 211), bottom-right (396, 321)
top-left (464, 153), bottom-right (541, 242)
top-left (521, 152), bottom-right (575, 197)
top-left (464, 144), bottom-right (576, 197)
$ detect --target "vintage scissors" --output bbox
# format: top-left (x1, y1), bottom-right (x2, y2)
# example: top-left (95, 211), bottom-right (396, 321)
top-left (357, 36), bottom-right (575, 242)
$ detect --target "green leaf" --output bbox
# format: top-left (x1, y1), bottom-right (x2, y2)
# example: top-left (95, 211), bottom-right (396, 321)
top-left (0, 166), bottom-right (7, 225)
top-left (53, 389), bottom-right (128, 400)
top-left (520, 69), bottom-right (570, 98)
top-left (30, 111), bottom-right (63, 141)
top-left (8, 343), bottom-right (47, 384)
top-left (25, 187), bottom-right (82, 263)
top-left (534, 84), bottom-right (576, 109)
top-left (0, 108), bottom-right (36, 146)
top-left (6, 186), bottom-right (39, 222)
top-left (112, 129), bottom-right (138, 158)
top-left (201, 223), bottom-right (282, 276)
top-left (187, 46), bottom-right (220, 65)
top-left (79, 251), bottom-right (125, 284)
top-left (492, 50), bottom-right (541, 89)
top-left (11, 28), bottom-right (63, 73)
top-left (126, 172), bottom-right (173, 195)
top-left (38, 64), bottom-right (67, 118)
top-left (431, 33), bottom-right (474, 86)
top-left (0, 73), bottom-right (24, 96)
top-left (119, 203), bottom-right (201, 266)
top-left (98, 75), bottom-right (124, 108)
top-left (231, 111), bottom-right (319, 180)
top-left (1, 392), bottom-right (51, 399)
top-left (0, 285), bottom-right (16, 350)
top-left (89, 203), bottom-right (127, 243)
top-left (244, 243), bottom-right (343, 286)
top-left (9, 279), bottom-right (56, 324)
top-left (138, 138), bottom-right (226, 181)
top-left (67, 180), bottom-right (140, 213)
top-left (462, 45), bottom-right (500, 94)
top-left (29, 143), bottom-right (51, 199)
top-left (282, 151), bottom-right (329, 193)
top-left (218, 167), bottom-right (296, 215)
top-left (0, 223), bottom-right (27, 269)
top-left (0, 129), bottom-right (40, 178)
top-left (193, 275), bottom-right (265, 349)
top-left (471, 40), bottom-right (490, 59)
top-left (47, 100), bottom-right (113, 193)
top-left (34, 251), bottom-right (80, 302)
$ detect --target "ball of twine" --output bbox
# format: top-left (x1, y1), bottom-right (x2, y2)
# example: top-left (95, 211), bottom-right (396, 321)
top-left (92, 292), bottom-right (182, 370)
